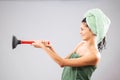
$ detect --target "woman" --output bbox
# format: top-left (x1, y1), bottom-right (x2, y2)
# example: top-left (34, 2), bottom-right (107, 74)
top-left (32, 8), bottom-right (111, 80)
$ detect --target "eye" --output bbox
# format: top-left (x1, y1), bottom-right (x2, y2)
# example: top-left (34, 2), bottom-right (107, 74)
top-left (81, 28), bottom-right (84, 31)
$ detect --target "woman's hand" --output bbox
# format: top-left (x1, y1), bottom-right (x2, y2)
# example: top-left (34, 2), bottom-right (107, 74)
top-left (32, 40), bottom-right (50, 48)
top-left (32, 40), bottom-right (64, 67)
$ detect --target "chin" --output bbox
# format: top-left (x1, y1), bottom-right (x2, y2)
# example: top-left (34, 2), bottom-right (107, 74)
top-left (82, 38), bottom-right (86, 41)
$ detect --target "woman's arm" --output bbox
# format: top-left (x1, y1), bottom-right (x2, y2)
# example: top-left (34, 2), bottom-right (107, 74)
top-left (43, 46), bottom-right (100, 67)
top-left (32, 40), bottom-right (64, 67)
top-left (62, 53), bottom-right (100, 67)
top-left (32, 40), bottom-right (100, 67)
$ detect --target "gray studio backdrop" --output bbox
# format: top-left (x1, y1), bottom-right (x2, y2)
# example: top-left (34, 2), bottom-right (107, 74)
top-left (0, 0), bottom-right (120, 80)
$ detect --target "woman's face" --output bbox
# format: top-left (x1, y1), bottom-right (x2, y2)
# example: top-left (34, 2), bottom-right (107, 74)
top-left (80, 22), bottom-right (94, 41)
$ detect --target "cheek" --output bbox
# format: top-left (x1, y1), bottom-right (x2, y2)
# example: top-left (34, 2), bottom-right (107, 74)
top-left (83, 30), bottom-right (88, 35)
top-left (83, 31), bottom-right (90, 37)
top-left (81, 31), bottom-right (85, 36)
top-left (86, 29), bottom-right (91, 34)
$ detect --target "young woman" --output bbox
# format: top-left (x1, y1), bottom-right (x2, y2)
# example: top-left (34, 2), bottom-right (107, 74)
top-left (32, 8), bottom-right (111, 80)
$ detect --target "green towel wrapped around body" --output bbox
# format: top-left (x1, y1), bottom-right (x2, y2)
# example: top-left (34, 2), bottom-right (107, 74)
top-left (61, 52), bottom-right (96, 80)
top-left (84, 8), bottom-right (111, 44)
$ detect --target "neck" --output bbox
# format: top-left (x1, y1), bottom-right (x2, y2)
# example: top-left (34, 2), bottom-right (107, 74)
top-left (83, 37), bottom-right (97, 49)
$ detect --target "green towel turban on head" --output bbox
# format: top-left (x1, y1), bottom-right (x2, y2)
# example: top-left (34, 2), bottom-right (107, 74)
top-left (84, 8), bottom-right (111, 44)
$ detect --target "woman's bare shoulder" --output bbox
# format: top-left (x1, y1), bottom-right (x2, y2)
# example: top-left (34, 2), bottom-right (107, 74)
top-left (77, 41), bottom-right (84, 46)
top-left (76, 41), bottom-right (85, 47)
top-left (74, 41), bottom-right (84, 52)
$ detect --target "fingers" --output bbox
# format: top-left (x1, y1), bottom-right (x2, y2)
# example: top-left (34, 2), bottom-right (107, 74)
top-left (31, 41), bottom-right (41, 48)
top-left (31, 40), bottom-right (50, 48)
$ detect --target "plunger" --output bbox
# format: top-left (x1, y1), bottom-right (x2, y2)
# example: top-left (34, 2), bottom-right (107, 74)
top-left (12, 35), bottom-right (50, 49)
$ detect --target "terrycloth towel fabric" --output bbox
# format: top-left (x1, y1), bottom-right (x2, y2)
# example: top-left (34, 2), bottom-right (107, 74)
top-left (84, 8), bottom-right (111, 44)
